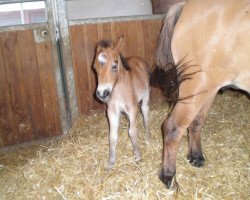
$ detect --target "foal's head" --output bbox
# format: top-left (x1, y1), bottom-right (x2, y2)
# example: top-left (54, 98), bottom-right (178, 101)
top-left (93, 36), bottom-right (127, 103)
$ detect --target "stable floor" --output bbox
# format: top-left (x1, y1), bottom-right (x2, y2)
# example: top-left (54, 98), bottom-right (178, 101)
top-left (0, 91), bottom-right (249, 200)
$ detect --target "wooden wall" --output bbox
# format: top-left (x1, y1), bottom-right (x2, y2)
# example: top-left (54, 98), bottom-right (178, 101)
top-left (0, 17), bottom-right (164, 147)
top-left (69, 18), bottom-right (164, 115)
top-left (0, 29), bottom-right (61, 147)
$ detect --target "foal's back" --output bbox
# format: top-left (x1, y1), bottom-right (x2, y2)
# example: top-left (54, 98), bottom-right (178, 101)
top-left (123, 57), bottom-right (150, 103)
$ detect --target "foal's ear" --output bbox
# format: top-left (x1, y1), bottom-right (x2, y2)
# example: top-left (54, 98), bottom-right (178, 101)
top-left (96, 44), bottom-right (102, 52)
top-left (114, 35), bottom-right (125, 53)
top-left (96, 43), bottom-right (103, 53)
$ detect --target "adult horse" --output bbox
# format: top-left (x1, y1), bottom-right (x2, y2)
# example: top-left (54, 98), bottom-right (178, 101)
top-left (156, 0), bottom-right (250, 188)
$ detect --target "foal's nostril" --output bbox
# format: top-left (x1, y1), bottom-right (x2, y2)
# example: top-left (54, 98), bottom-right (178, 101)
top-left (103, 89), bottom-right (110, 98)
top-left (96, 89), bottom-right (111, 101)
top-left (96, 90), bottom-right (101, 98)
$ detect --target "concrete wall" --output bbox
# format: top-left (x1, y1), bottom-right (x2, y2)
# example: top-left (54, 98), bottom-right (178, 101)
top-left (66, 0), bottom-right (153, 20)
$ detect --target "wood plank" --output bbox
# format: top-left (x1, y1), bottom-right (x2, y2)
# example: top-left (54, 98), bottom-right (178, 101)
top-left (97, 22), bottom-right (112, 41)
top-left (1, 31), bottom-right (32, 146)
top-left (35, 42), bottom-right (61, 136)
top-left (83, 24), bottom-right (104, 111)
top-left (136, 20), bottom-right (146, 61)
top-left (124, 21), bottom-right (139, 57)
top-left (148, 19), bottom-right (162, 67)
top-left (141, 20), bottom-right (152, 68)
top-left (0, 33), bottom-right (17, 147)
top-left (70, 25), bottom-right (92, 114)
top-left (18, 29), bottom-right (47, 139)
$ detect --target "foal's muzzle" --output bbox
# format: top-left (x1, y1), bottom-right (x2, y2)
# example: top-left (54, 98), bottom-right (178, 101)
top-left (96, 89), bottom-right (111, 103)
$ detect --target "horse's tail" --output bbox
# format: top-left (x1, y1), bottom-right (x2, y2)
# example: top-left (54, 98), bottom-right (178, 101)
top-left (152, 2), bottom-right (202, 105)
top-left (150, 58), bottom-right (202, 105)
top-left (156, 2), bottom-right (185, 69)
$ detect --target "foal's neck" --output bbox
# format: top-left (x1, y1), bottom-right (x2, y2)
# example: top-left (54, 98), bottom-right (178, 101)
top-left (117, 57), bottom-right (130, 82)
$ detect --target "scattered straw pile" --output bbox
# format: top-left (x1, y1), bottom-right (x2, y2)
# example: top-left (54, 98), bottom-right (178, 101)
top-left (0, 91), bottom-right (249, 200)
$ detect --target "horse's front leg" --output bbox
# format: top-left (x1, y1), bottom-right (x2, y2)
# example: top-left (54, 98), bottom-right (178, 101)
top-left (128, 106), bottom-right (141, 161)
top-left (106, 107), bottom-right (120, 170)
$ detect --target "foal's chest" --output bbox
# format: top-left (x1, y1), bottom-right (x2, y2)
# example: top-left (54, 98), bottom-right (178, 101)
top-left (117, 102), bottom-right (129, 114)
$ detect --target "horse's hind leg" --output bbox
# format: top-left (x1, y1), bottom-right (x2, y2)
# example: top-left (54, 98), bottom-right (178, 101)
top-left (160, 116), bottom-right (186, 188)
top-left (188, 94), bottom-right (215, 167)
top-left (128, 106), bottom-right (141, 161)
top-left (141, 89), bottom-right (151, 144)
top-left (160, 90), bottom-right (217, 188)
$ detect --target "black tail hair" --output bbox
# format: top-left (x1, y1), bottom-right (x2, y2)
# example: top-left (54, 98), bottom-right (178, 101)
top-left (150, 59), bottom-right (202, 106)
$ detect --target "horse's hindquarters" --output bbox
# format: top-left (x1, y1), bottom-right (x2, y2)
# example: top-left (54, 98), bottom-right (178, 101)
top-left (159, 0), bottom-right (250, 188)
top-left (171, 0), bottom-right (250, 93)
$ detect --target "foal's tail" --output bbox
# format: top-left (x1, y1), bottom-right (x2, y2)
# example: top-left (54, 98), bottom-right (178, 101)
top-left (155, 2), bottom-right (185, 69)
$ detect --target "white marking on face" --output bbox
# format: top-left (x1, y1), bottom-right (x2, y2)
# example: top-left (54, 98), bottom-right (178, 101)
top-left (98, 53), bottom-right (106, 64)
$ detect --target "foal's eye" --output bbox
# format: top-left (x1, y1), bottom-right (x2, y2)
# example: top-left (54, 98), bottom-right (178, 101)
top-left (112, 63), bottom-right (118, 71)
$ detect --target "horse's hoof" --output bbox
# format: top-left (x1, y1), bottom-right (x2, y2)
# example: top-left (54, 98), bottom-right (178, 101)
top-left (188, 155), bottom-right (205, 167)
top-left (159, 170), bottom-right (176, 189)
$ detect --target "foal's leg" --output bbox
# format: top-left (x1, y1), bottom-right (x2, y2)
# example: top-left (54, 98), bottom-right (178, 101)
top-left (188, 94), bottom-right (215, 167)
top-left (128, 106), bottom-right (141, 161)
top-left (141, 89), bottom-right (151, 144)
top-left (106, 107), bottom-right (120, 170)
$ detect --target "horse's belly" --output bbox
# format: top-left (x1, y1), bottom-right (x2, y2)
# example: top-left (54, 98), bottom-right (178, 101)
top-left (234, 71), bottom-right (250, 93)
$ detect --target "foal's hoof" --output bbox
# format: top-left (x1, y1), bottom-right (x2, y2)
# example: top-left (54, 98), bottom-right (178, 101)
top-left (144, 136), bottom-right (151, 145)
top-left (135, 154), bottom-right (141, 162)
top-left (144, 131), bottom-right (151, 145)
top-left (105, 161), bottom-right (115, 170)
top-left (188, 155), bottom-right (205, 167)
top-left (159, 170), bottom-right (176, 189)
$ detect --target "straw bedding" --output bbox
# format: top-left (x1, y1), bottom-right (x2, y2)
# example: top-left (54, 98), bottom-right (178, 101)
top-left (0, 91), bottom-right (249, 200)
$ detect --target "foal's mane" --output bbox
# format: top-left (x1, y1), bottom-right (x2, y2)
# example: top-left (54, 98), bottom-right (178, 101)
top-left (120, 56), bottom-right (131, 71)
top-left (98, 39), bottom-right (131, 71)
